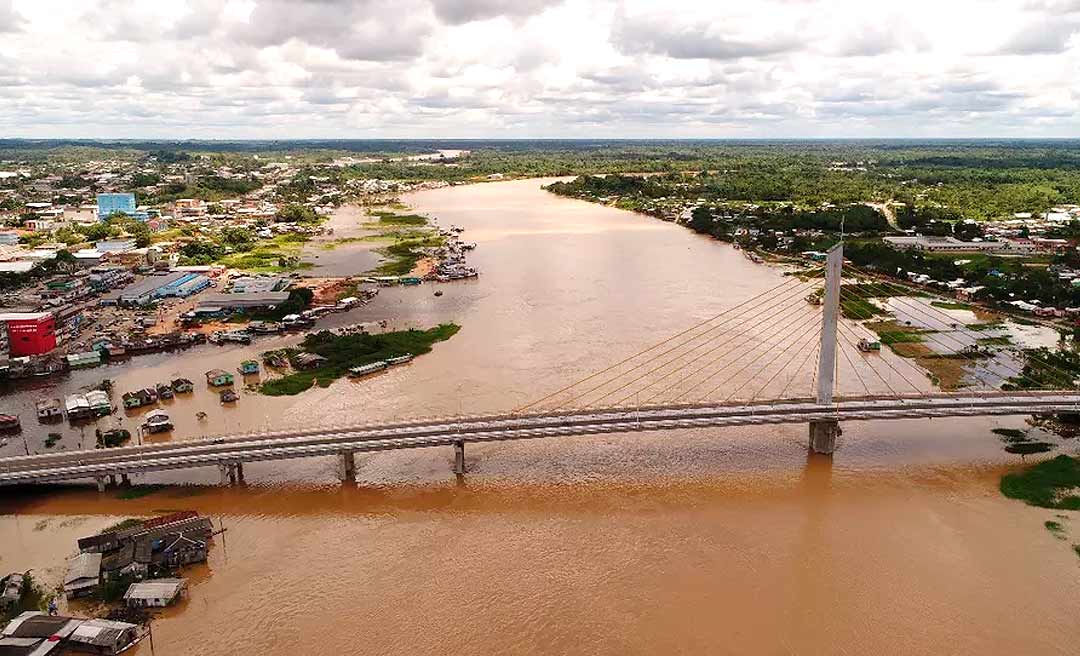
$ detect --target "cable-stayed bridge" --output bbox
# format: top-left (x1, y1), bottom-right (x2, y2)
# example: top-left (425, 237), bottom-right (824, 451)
top-left (2, 244), bottom-right (1077, 488)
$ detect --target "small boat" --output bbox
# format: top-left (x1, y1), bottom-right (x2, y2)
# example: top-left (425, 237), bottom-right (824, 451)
top-left (348, 361), bottom-right (388, 378)
top-left (433, 290), bottom-right (443, 297)
top-left (171, 377), bottom-right (194, 393)
top-left (385, 354), bottom-right (414, 366)
top-left (156, 383), bottom-right (175, 399)
top-left (857, 338), bottom-right (882, 353)
top-left (0, 414), bottom-right (20, 431)
top-left (220, 389), bottom-right (239, 403)
top-left (35, 398), bottom-right (63, 421)
top-left (143, 409), bottom-right (173, 433)
top-left (238, 360), bottom-right (260, 375)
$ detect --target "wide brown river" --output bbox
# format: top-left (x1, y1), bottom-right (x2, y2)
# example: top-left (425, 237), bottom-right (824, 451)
top-left (2, 179), bottom-right (1078, 654)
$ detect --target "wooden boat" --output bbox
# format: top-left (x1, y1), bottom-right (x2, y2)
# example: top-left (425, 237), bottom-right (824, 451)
top-left (0, 414), bottom-right (20, 431)
top-left (219, 389), bottom-right (239, 403)
top-left (238, 360), bottom-right (260, 375)
top-left (156, 382), bottom-right (175, 399)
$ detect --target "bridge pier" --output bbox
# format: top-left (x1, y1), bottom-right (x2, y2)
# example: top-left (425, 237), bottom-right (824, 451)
top-left (338, 452), bottom-right (356, 483)
top-left (235, 462), bottom-right (245, 484)
top-left (453, 440), bottom-right (466, 475)
top-left (119, 473), bottom-right (131, 487)
top-left (809, 420), bottom-right (841, 455)
top-left (219, 463), bottom-right (238, 486)
top-left (95, 476), bottom-right (106, 493)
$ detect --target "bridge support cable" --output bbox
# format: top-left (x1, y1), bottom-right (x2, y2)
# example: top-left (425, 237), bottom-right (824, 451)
top-left (665, 303), bottom-right (826, 404)
top-left (778, 341), bottom-right (821, 399)
top-left (834, 319), bottom-right (924, 395)
top-left (555, 276), bottom-right (826, 409)
top-left (694, 310), bottom-right (825, 402)
top-left (746, 316), bottom-right (832, 401)
top-left (849, 273), bottom-right (1077, 390)
top-left (838, 285), bottom-right (1007, 392)
top-left (846, 266), bottom-right (1075, 386)
top-left (514, 270), bottom-right (824, 413)
top-left (836, 283), bottom-right (1019, 391)
top-left (834, 328), bottom-right (873, 397)
top-left (839, 277), bottom-right (1061, 391)
top-left (608, 282), bottom-right (829, 407)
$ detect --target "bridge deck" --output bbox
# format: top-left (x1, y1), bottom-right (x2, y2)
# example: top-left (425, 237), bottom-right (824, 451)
top-left (2, 392), bottom-right (1077, 485)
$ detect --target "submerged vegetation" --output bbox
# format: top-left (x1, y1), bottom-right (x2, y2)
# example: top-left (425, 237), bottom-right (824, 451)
top-left (260, 324), bottom-right (461, 396)
top-left (1000, 455), bottom-right (1080, 509)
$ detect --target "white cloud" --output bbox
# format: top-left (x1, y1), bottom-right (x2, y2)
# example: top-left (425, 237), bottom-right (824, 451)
top-left (0, 0), bottom-right (1078, 137)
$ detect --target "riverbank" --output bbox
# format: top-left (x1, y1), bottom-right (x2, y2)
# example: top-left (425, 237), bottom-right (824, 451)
top-left (4, 177), bottom-right (1080, 656)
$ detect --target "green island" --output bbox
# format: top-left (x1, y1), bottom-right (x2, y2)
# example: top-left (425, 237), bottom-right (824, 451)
top-left (1000, 455), bottom-right (1080, 509)
top-left (260, 324), bottom-right (461, 396)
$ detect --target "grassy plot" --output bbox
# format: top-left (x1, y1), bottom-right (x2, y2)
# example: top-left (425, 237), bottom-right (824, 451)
top-left (260, 324), bottom-right (461, 396)
top-left (217, 234), bottom-right (311, 272)
top-left (360, 210), bottom-right (445, 276)
top-left (931, 300), bottom-right (973, 311)
top-left (1000, 455), bottom-right (1080, 509)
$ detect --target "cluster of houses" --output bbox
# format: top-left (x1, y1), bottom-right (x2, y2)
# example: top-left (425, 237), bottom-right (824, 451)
top-left (64, 512), bottom-right (213, 601)
top-left (0, 513), bottom-right (211, 656)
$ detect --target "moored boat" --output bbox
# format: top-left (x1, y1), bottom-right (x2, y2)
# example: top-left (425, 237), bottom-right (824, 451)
top-left (219, 389), bottom-right (239, 403)
top-left (385, 354), bottom-right (414, 366)
top-left (0, 414), bottom-right (20, 431)
top-left (348, 361), bottom-right (388, 378)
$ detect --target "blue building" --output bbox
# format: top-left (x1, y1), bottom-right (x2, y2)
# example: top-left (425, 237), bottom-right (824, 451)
top-left (97, 193), bottom-right (147, 221)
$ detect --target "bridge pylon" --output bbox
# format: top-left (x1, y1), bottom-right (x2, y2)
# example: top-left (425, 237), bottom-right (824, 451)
top-left (809, 242), bottom-right (843, 455)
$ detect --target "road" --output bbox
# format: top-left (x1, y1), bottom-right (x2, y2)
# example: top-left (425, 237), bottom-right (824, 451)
top-left (2, 391), bottom-right (1077, 486)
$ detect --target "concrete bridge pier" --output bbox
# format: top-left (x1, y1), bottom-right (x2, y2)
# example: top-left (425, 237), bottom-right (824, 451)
top-left (809, 420), bottom-right (841, 455)
top-left (119, 473), bottom-right (131, 487)
top-left (95, 476), bottom-right (107, 493)
top-left (338, 452), bottom-right (356, 483)
top-left (235, 462), bottom-right (245, 485)
top-left (219, 463), bottom-right (238, 486)
top-left (453, 440), bottom-right (466, 475)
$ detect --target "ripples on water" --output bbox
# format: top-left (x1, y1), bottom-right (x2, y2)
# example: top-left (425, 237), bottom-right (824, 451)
top-left (2, 179), bottom-right (1078, 655)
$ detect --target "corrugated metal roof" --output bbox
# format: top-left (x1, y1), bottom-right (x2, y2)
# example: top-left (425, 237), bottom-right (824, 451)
top-left (123, 579), bottom-right (185, 601)
top-left (64, 553), bottom-right (101, 585)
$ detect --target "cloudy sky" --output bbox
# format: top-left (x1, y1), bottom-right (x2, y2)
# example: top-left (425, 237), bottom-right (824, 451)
top-left (1, 0), bottom-right (1078, 139)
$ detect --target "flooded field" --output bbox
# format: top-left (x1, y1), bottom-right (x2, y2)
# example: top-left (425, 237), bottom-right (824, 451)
top-left (2, 178), bottom-right (1078, 654)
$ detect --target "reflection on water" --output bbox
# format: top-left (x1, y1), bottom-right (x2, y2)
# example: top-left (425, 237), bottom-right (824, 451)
top-left (2, 179), bottom-right (1078, 654)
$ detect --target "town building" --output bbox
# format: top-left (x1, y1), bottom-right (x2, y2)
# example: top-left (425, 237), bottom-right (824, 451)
top-left (123, 578), bottom-right (187, 608)
top-left (96, 192), bottom-right (137, 220)
top-left (102, 271), bottom-right (206, 306)
top-left (64, 552), bottom-right (102, 599)
top-left (0, 312), bottom-right (57, 357)
top-left (194, 291), bottom-right (291, 313)
top-left (0, 231), bottom-right (19, 245)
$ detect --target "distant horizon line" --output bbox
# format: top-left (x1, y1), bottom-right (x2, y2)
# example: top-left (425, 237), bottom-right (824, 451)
top-left (3, 137), bottom-right (1080, 145)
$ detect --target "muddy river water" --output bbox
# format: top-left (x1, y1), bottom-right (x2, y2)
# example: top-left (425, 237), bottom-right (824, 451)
top-left (1, 178), bottom-right (1078, 654)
